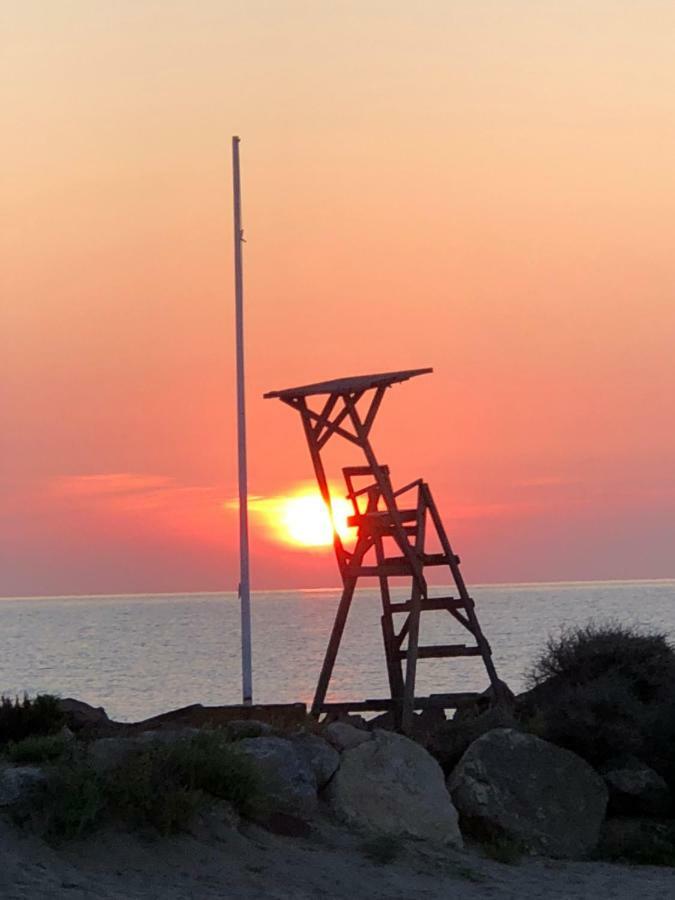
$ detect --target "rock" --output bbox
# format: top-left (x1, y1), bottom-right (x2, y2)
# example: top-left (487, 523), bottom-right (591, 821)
top-left (323, 721), bottom-right (372, 752)
top-left (237, 736), bottom-right (317, 817)
top-left (0, 766), bottom-right (47, 807)
top-left (601, 756), bottom-right (671, 818)
top-left (448, 728), bottom-right (608, 858)
top-left (58, 698), bottom-right (110, 733)
top-left (428, 705), bottom-right (519, 773)
top-left (290, 734), bottom-right (340, 789)
top-left (226, 720), bottom-right (275, 740)
top-left (326, 729), bottom-right (462, 847)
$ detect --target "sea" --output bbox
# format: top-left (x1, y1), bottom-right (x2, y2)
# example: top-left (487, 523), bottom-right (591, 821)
top-left (1, 580), bottom-right (673, 723)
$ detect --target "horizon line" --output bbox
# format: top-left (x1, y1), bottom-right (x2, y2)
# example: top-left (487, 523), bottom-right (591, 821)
top-left (1, 575), bottom-right (674, 602)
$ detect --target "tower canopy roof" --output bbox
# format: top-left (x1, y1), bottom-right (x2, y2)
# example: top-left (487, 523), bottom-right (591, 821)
top-left (264, 368), bottom-right (432, 400)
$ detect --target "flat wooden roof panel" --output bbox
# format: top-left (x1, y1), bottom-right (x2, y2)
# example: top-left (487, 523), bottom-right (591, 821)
top-left (264, 367), bottom-right (432, 400)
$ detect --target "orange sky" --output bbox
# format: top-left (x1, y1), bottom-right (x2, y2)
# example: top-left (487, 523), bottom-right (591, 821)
top-left (2, 1), bottom-right (674, 596)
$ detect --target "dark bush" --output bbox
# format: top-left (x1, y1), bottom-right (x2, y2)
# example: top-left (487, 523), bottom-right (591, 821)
top-left (0, 695), bottom-right (65, 744)
top-left (105, 732), bottom-right (261, 835)
top-left (5, 734), bottom-right (70, 764)
top-left (526, 622), bottom-right (675, 704)
top-left (38, 763), bottom-right (105, 841)
top-left (31, 731), bottom-right (262, 840)
top-left (521, 622), bottom-right (675, 775)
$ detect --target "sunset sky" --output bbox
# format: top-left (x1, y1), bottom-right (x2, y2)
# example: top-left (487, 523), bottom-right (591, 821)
top-left (2, 1), bottom-right (674, 596)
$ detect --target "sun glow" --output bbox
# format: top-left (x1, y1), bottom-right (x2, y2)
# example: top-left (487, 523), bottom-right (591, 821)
top-left (280, 493), bottom-right (354, 547)
top-left (245, 487), bottom-right (358, 548)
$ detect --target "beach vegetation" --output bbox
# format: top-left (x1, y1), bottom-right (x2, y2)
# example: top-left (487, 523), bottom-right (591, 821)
top-left (523, 622), bottom-right (675, 771)
top-left (0, 694), bottom-right (65, 744)
top-left (31, 731), bottom-right (261, 840)
top-left (5, 733), bottom-right (70, 764)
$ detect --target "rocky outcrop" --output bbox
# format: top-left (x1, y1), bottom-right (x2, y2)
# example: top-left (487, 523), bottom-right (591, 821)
top-left (448, 728), bottom-right (608, 858)
top-left (58, 698), bottom-right (111, 734)
top-left (326, 729), bottom-right (462, 847)
top-left (237, 736), bottom-right (317, 817)
top-left (601, 756), bottom-right (671, 818)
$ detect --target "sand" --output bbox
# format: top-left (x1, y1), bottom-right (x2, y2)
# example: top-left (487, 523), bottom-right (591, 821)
top-left (1, 812), bottom-right (674, 900)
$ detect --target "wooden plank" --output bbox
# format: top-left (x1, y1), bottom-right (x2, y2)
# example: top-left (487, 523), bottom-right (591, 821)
top-left (397, 644), bottom-right (482, 660)
top-left (391, 596), bottom-right (465, 613)
top-left (263, 367), bottom-right (433, 400)
top-left (354, 553), bottom-right (448, 577)
top-left (317, 692), bottom-right (479, 713)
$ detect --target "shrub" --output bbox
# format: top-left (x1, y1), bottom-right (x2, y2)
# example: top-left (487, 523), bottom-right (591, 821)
top-left (0, 695), bottom-right (65, 745)
top-left (5, 734), bottom-right (70, 764)
top-left (522, 622), bottom-right (675, 771)
top-left (105, 732), bottom-right (261, 834)
top-left (526, 622), bottom-right (675, 703)
top-left (37, 763), bottom-right (105, 841)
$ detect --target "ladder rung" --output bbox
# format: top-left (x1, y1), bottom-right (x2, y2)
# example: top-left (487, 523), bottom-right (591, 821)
top-left (397, 644), bottom-right (482, 660)
top-left (347, 509), bottom-right (419, 528)
top-left (391, 596), bottom-right (466, 613)
top-left (355, 552), bottom-right (454, 577)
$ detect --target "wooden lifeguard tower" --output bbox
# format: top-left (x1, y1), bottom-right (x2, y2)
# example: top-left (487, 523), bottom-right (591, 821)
top-left (264, 368), bottom-right (503, 731)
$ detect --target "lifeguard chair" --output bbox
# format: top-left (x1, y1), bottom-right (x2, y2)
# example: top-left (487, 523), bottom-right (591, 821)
top-left (264, 368), bottom-right (503, 731)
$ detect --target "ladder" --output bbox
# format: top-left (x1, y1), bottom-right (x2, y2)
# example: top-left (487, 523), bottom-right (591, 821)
top-left (311, 464), bottom-right (501, 731)
top-left (264, 368), bottom-right (504, 733)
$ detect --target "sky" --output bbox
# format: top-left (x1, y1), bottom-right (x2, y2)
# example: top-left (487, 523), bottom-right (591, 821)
top-left (2, 1), bottom-right (674, 596)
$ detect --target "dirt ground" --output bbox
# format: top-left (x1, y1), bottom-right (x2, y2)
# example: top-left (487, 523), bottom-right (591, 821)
top-left (2, 812), bottom-right (674, 900)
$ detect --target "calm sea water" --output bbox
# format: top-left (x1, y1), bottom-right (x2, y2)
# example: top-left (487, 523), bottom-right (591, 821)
top-left (1, 581), bottom-right (673, 722)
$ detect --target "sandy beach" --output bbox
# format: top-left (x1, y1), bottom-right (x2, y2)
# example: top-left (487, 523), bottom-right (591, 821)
top-left (2, 811), bottom-right (674, 900)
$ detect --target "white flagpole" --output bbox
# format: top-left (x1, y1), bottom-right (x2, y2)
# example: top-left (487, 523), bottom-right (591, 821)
top-left (232, 135), bottom-right (252, 704)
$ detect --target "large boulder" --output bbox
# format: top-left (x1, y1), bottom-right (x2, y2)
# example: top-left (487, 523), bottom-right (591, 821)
top-left (326, 729), bottom-right (462, 847)
top-left (448, 728), bottom-right (607, 858)
top-left (601, 756), bottom-right (671, 818)
top-left (0, 766), bottom-right (47, 807)
top-left (290, 734), bottom-right (340, 789)
top-left (237, 736), bottom-right (317, 817)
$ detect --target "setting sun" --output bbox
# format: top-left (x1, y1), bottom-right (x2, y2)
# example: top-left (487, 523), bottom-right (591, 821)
top-left (279, 493), bottom-right (355, 547)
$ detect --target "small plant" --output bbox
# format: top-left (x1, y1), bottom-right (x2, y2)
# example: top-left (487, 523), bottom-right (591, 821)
top-left (0, 695), bottom-right (65, 745)
top-left (481, 835), bottom-right (523, 865)
top-left (5, 734), bottom-right (69, 764)
top-left (21, 731), bottom-right (261, 840)
top-left (105, 732), bottom-right (261, 834)
top-left (38, 763), bottom-right (105, 841)
top-left (361, 834), bottom-right (403, 865)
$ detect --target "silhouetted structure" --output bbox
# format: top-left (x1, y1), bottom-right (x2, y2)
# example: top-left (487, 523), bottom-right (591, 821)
top-left (265, 369), bottom-right (502, 730)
